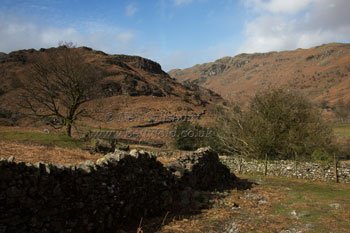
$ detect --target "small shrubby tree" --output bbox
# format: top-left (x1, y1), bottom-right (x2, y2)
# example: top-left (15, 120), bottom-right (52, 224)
top-left (173, 121), bottom-right (203, 150)
top-left (215, 88), bottom-right (333, 160)
top-left (173, 120), bottom-right (216, 151)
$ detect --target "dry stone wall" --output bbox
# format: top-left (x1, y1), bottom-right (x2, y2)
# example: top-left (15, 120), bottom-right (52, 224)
top-left (0, 148), bottom-right (235, 233)
top-left (165, 147), bottom-right (236, 191)
top-left (220, 156), bottom-right (350, 183)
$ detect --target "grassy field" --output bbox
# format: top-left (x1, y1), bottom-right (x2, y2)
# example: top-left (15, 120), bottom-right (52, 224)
top-left (145, 174), bottom-right (350, 233)
top-left (1, 121), bottom-right (349, 148)
top-left (333, 123), bottom-right (350, 137)
top-left (260, 175), bottom-right (350, 233)
top-left (0, 130), bottom-right (85, 149)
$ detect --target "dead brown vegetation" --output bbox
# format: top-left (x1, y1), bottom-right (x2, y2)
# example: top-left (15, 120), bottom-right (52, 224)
top-left (0, 141), bottom-right (102, 165)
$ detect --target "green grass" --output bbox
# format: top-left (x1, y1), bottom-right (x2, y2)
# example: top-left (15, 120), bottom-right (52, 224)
top-left (243, 174), bottom-right (350, 232)
top-left (0, 130), bottom-right (85, 149)
top-left (333, 123), bottom-right (350, 137)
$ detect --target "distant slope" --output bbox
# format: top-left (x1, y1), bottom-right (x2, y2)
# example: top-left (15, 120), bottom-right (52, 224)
top-left (169, 43), bottom-right (350, 108)
top-left (0, 47), bottom-right (223, 143)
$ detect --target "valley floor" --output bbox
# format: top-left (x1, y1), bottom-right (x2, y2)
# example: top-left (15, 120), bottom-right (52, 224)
top-left (143, 174), bottom-right (350, 233)
top-left (1, 127), bottom-right (350, 233)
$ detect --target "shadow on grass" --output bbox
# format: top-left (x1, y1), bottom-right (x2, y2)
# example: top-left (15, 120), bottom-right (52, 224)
top-left (123, 175), bottom-right (257, 233)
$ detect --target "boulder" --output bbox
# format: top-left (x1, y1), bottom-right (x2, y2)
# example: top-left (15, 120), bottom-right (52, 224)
top-left (92, 139), bottom-right (116, 154)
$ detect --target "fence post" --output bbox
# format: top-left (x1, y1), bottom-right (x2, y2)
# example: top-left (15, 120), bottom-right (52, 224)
top-left (264, 153), bottom-right (268, 176)
top-left (294, 151), bottom-right (298, 179)
top-left (334, 153), bottom-right (339, 183)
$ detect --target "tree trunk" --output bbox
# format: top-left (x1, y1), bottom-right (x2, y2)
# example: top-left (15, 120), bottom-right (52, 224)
top-left (66, 121), bottom-right (72, 137)
top-left (239, 155), bottom-right (242, 174)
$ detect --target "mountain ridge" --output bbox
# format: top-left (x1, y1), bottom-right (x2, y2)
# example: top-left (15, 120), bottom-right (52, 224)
top-left (168, 42), bottom-right (350, 109)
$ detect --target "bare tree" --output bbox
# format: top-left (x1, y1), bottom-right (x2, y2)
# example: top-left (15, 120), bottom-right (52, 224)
top-left (20, 43), bottom-right (100, 137)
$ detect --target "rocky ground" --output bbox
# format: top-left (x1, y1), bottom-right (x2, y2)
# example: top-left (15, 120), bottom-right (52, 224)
top-left (136, 174), bottom-right (350, 233)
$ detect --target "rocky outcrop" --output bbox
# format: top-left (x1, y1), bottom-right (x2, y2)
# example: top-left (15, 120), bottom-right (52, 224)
top-left (105, 55), bottom-right (165, 75)
top-left (0, 50), bottom-right (30, 64)
top-left (0, 148), bottom-right (236, 232)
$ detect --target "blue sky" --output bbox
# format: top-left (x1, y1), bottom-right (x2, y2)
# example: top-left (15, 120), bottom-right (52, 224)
top-left (1, 0), bottom-right (350, 71)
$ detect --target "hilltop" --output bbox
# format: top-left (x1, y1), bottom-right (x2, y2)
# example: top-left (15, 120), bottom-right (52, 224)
top-left (0, 46), bottom-right (223, 144)
top-left (169, 43), bottom-right (350, 109)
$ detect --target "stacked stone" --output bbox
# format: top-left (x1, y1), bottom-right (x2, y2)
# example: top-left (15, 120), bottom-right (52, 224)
top-left (220, 156), bottom-right (350, 183)
top-left (0, 151), bottom-right (176, 232)
top-left (166, 147), bottom-right (237, 191)
top-left (0, 148), bottom-right (237, 232)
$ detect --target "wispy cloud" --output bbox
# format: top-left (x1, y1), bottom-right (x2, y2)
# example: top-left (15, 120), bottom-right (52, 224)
top-left (239, 0), bottom-right (350, 53)
top-left (0, 15), bottom-right (137, 55)
top-left (126, 3), bottom-right (138, 16)
top-left (115, 31), bottom-right (135, 48)
top-left (174, 0), bottom-right (193, 6)
top-left (244, 0), bottom-right (318, 14)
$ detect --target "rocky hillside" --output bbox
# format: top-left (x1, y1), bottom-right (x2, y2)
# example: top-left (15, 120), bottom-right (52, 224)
top-left (169, 43), bottom-right (350, 108)
top-left (0, 47), bottom-right (223, 141)
top-left (0, 46), bottom-right (216, 99)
